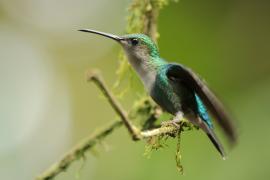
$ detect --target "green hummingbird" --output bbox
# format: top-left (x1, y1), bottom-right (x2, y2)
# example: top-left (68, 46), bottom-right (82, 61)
top-left (79, 29), bottom-right (237, 158)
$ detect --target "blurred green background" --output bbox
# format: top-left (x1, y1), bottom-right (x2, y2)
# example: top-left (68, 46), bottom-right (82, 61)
top-left (0, 0), bottom-right (270, 179)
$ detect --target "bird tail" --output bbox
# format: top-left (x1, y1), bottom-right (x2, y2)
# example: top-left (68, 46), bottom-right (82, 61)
top-left (198, 118), bottom-right (226, 159)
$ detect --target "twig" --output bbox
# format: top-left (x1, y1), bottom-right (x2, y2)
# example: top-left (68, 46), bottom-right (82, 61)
top-left (37, 70), bottom-right (130, 180)
top-left (36, 120), bottom-right (122, 180)
top-left (87, 70), bottom-right (142, 140)
top-left (87, 70), bottom-right (182, 140)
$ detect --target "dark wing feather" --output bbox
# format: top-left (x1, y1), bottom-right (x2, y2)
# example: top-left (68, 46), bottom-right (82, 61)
top-left (166, 64), bottom-right (237, 144)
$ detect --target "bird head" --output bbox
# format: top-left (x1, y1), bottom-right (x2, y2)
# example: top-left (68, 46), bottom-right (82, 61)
top-left (79, 29), bottom-right (160, 63)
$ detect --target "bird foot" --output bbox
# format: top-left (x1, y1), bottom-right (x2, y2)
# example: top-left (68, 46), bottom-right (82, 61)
top-left (161, 112), bottom-right (183, 128)
top-left (161, 120), bottom-right (180, 128)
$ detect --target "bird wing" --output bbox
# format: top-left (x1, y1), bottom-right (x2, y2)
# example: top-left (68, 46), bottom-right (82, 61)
top-left (166, 63), bottom-right (237, 144)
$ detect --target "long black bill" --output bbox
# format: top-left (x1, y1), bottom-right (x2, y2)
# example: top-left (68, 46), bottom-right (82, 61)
top-left (78, 29), bottom-right (123, 41)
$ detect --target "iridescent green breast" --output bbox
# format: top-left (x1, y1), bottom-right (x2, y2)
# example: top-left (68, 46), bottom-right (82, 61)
top-left (150, 65), bottom-right (182, 114)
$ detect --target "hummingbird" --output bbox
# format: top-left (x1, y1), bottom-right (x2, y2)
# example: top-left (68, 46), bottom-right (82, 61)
top-left (79, 29), bottom-right (237, 158)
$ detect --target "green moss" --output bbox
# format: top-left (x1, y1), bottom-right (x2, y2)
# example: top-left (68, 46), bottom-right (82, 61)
top-left (114, 0), bottom-right (177, 98)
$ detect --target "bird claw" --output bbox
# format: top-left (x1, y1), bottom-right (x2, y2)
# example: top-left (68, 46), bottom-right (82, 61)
top-left (162, 112), bottom-right (183, 128)
top-left (161, 120), bottom-right (180, 128)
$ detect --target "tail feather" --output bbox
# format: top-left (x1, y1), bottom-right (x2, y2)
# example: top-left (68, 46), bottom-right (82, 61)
top-left (199, 118), bottom-right (226, 159)
top-left (206, 132), bottom-right (226, 159)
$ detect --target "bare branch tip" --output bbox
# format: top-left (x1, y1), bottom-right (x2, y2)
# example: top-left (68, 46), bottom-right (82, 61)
top-left (85, 69), bottom-right (101, 81)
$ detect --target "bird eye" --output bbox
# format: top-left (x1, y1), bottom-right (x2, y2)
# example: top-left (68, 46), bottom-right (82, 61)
top-left (130, 38), bottom-right (139, 46)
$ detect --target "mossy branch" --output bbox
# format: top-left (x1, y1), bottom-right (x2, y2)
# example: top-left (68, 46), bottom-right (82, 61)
top-left (37, 70), bottom-right (188, 180)
top-left (36, 120), bottom-right (122, 180)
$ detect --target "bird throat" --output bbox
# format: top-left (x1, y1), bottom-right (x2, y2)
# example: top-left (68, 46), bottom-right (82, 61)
top-left (124, 50), bottom-right (158, 91)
